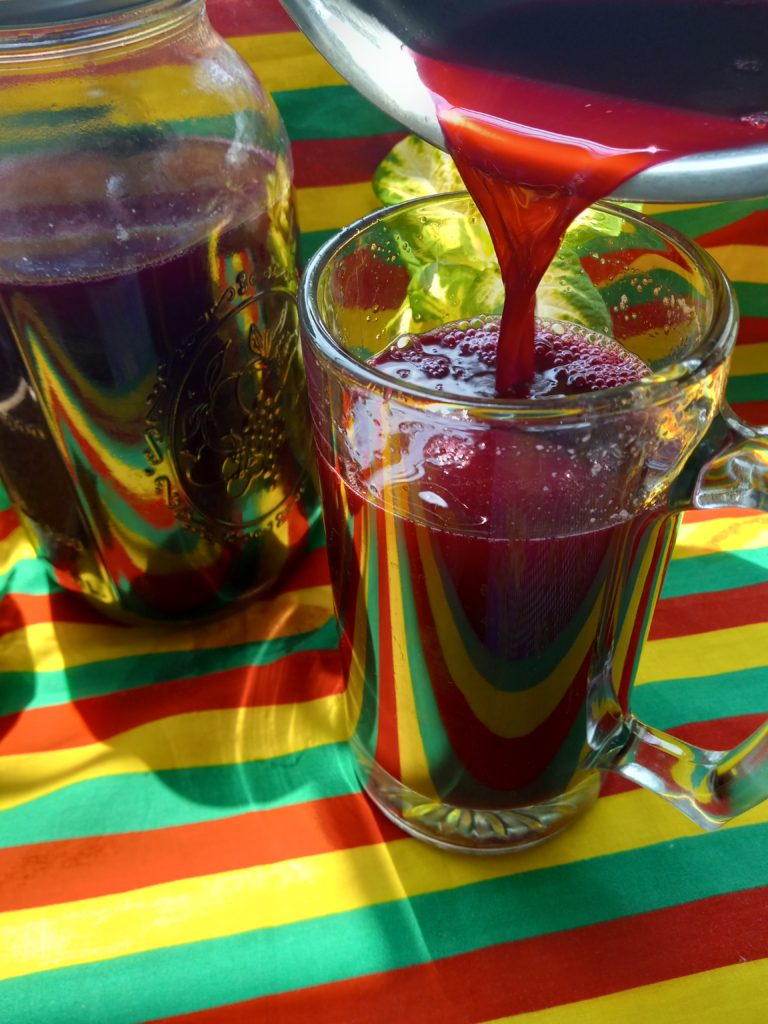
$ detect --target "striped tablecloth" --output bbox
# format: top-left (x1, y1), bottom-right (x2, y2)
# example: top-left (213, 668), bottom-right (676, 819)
top-left (2, 2), bottom-right (768, 1020)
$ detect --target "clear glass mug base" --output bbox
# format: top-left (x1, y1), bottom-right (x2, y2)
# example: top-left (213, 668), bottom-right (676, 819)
top-left (356, 757), bottom-right (603, 854)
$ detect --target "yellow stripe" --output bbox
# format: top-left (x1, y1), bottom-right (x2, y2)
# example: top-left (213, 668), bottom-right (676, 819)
top-left (386, 506), bottom-right (439, 800)
top-left (707, 245), bottom-right (768, 286)
top-left (730, 341), bottom-right (768, 376)
top-left (642, 202), bottom-right (715, 216)
top-left (296, 182), bottom-right (379, 233)
top-left (0, 694), bottom-right (350, 813)
top-left (672, 515), bottom-right (768, 559)
top-left (614, 516), bottom-right (677, 694)
top-left (485, 959), bottom-right (768, 1023)
top-left (0, 585), bottom-right (332, 672)
top-left (341, 512), bottom-right (372, 735)
top-left (1, 67), bottom-right (212, 122)
top-left (0, 35), bottom-right (343, 125)
top-left (637, 619), bottom-right (768, 684)
top-left (0, 527), bottom-right (35, 577)
top-left (614, 252), bottom-right (698, 286)
top-left (2, 788), bottom-right (767, 981)
top-left (231, 32), bottom-right (346, 92)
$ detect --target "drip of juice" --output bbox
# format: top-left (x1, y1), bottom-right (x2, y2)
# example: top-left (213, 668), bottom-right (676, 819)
top-left (410, 0), bottom-right (768, 392)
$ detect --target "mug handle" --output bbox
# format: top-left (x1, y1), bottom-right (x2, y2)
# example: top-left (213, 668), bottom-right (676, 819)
top-left (591, 403), bottom-right (768, 830)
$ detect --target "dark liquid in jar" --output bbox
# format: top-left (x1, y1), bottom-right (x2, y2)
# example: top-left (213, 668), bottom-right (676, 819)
top-left (0, 138), bottom-right (315, 619)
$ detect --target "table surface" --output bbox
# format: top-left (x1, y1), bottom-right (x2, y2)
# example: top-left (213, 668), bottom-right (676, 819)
top-left (2, 2), bottom-right (768, 1021)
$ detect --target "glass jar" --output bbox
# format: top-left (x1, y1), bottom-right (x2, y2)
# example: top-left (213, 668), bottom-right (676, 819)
top-left (0, 0), bottom-right (318, 621)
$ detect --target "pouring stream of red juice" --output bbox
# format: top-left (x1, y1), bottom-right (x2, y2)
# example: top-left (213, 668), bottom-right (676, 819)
top-left (409, 0), bottom-right (768, 394)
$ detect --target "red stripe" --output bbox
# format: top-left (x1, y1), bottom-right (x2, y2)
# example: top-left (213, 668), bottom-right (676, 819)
top-left (696, 210), bottom-right (768, 250)
top-left (0, 591), bottom-right (118, 630)
top-left (150, 885), bottom-right (768, 1024)
top-left (681, 508), bottom-right (763, 524)
top-left (609, 298), bottom-right (688, 341)
top-left (208, 0), bottom-right (297, 37)
top-left (730, 399), bottom-right (768, 426)
top-left (0, 548), bottom-right (329, 629)
top-left (292, 134), bottom-right (405, 188)
top-left (0, 648), bottom-right (343, 755)
top-left (0, 506), bottom-right (19, 540)
top-left (274, 544), bottom-right (330, 591)
top-left (664, 715), bottom-right (768, 756)
top-left (0, 793), bottom-right (403, 912)
top-left (736, 317), bottom-right (768, 345)
top-left (584, 245), bottom-right (691, 286)
top-left (650, 581), bottom-right (768, 641)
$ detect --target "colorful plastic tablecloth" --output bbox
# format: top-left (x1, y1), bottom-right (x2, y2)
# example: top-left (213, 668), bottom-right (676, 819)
top-left (2, 1), bottom-right (768, 1020)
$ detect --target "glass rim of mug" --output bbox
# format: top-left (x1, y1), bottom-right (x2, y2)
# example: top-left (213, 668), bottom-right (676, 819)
top-left (300, 192), bottom-right (739, 416)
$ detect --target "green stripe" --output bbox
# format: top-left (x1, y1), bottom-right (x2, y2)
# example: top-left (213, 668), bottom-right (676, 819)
top-left (733, 281), bottom-right (768, 319)
top-left (662, 547), bottom-right (768, 599)
top-left (0, 115), bottom-right (251, 159)
top-left (0, 742), bottom-right (356, 848)
top-left (273, 86), bottom-right (403, 140)
top-left (624, 516), bottom-right (678, 692)
top-left (0, 107), bottom-right (107, 131)
top-left (648, 197), bottom-right (768, 238)
top-left (1, 822), bottom-right (766, 1023)
top-left (732, 357), bottom-right (768, 378)
top-left (300, 228), bottom-right (338, 263)
top-left (635, 666), bottom-right (768, 731)
top-left (597, 268), bottom-right (698, 308)
top-left (0, 556), bottom-right (60, 597)
top-left (726, 372), bottom-right (768, 405)
top-left (0, 617), bottom-right (338, 716)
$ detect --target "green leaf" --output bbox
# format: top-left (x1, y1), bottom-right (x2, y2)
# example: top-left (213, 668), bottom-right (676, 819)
top-left (537, 247), bottom-right (612, 333)
top-left (372, 135), bottom-right (464, 205)
top-left (372, 136), bottom-right (645, 336)
top-left (406, 259), bottom-right (504, 324)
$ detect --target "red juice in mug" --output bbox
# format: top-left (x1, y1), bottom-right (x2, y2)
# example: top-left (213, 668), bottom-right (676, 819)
top-left (307, 1), bottom-right (764, 844)
top-left (317, 317), bottom-right (678, 818)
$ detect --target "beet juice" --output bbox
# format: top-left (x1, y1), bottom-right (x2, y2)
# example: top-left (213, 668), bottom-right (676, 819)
top-left (306, 1), bottom-right (763, 847)
top-left (369, 315), bottom-right (650, 398)
top-left (314, 313), bottom-right (682, 840)
top-left (0, 139), bottom-right (315, 619)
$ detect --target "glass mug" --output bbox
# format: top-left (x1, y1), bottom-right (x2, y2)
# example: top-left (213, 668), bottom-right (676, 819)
top-left (0, 0), bottom-right (317, 622)
top-left (300, 192), bottom-right (768, 853)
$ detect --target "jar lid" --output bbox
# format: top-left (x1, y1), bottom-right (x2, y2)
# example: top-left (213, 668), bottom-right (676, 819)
top-left (0, 1), bottom-right (158, 29)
